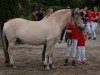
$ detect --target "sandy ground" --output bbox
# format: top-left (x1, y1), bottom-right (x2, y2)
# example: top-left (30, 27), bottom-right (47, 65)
top-left (0, 33), bottom-right (100, 75)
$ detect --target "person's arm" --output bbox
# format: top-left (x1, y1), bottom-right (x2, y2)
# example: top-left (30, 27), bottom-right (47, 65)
top-left (83, 32), bottom-right (87, 40)
top-left (66, 23), bottom-right (72, 33)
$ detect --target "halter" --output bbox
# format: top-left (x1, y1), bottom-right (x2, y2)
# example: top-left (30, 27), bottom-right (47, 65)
top-left (71, 8), bottom-right (79, 26)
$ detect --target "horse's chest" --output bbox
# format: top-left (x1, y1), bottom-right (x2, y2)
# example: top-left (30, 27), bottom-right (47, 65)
top-left (47, 27), bottom-right (60, 40)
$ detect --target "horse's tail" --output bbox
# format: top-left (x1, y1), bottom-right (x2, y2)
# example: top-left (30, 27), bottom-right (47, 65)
top-left (1, 28), bottom-right (10, 63)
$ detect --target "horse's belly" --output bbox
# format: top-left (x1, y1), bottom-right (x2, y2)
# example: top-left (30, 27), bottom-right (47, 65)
top-left (17, 31), bottom-right (47, 45)
top-left (22, 38), bottom-right (46, 45)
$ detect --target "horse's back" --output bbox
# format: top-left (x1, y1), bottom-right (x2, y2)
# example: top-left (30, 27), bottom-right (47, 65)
top-left (3, 18), bottom-right (30, 33)
top-left (4, 18), bottom-right (28, 27)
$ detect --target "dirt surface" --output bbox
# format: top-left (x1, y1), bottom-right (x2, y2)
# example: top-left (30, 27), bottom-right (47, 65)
top-left (0, 33), bottom-right (100, 75)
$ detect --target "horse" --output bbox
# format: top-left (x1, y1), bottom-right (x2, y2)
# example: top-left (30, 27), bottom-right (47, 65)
top-left (2, 9), bottom-right (72, 70)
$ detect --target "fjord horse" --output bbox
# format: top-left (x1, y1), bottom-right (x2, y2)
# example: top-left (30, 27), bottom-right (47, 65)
top-left (2, 9), bottom-right (72, 70)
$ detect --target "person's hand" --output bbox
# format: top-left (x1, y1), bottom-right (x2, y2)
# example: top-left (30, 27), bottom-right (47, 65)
top-left (66, 30), bottom-right (72, 33)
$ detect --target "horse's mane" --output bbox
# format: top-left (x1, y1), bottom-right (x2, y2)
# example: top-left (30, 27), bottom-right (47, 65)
top-left (49, 9), bottom-right (67, 17)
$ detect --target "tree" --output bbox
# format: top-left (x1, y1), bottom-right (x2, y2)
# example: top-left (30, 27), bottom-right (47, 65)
top-left (0, 0), bottom-right (19, 31)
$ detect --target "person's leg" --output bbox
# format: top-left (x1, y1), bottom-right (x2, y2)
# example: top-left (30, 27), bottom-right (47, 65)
top-left (87, 22), bottom-right (92, 39)
top-left (77, 46), bottom-right (82, 61)
top-left (59, 28), bottom-right (66, 43)
top-left (71, 39), bottom-right (78, 66)
top-left (81, 46), bottom-right (87, 64)
top-left (81, 46), bottom-right (86, 61)
top-left (83, 20), bottom-right (87, 28)
top-left (92, 22), bottom-right (97, 40)
top-left (77, 46), bottom-right (83, 64)
top-left (64, 39), bottom-right (72, 66)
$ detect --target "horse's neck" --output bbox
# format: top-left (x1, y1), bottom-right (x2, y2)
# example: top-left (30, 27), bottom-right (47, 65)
top-left (46, 9), bottom-right (71, 32)
top-left (49, 15), bottom-right (69, 31)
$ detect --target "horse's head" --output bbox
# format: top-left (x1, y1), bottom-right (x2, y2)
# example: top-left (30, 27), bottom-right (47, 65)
top-left (70, 8), bottom-right (85, 31)
top-left (71, 8), bottom-right (80, 19)
top-left (70, 8), bottom-right (82, 25)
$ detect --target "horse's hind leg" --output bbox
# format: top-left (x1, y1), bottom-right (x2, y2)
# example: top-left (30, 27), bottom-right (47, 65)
top-left (3, 43), bottom-right (10, 65)
top-left (7, 38), bottom-right (16, 68)
top-left (2, 31), bottom-right (10, 65)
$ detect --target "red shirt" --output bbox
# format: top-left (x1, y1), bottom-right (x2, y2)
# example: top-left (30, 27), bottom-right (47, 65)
top-left (87, 10), bottom-right (93, 22)
top-left (99, 12), bottom-right (100, 16)
top-left (66, 23), bottom-right (79, 39)
top-left (77, 31), bottom-right (87, 46)
top-left (92, 12), bottom-right (99, 22)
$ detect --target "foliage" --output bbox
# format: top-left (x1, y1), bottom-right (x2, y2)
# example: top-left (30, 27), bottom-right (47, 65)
top-left (0, 0), bottom-right (20, 31)
top-left (0, 0), bottom-right (100, 21)
top-left (0, 0), bottom-right (19, 21)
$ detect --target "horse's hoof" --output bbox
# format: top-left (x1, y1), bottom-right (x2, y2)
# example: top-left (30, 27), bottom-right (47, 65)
top-left (5, 63), bottom-right (12, 67)
top-left (43, 65), bottom-right (50, 70)
top-left (5, 60), bottom-right (10, 64)
top-left (43, 61), bottom-right (48, 66)
top-left (5, 63), bottom-right (17, 68)
top-left (5, 61), bottom-right (13, 67)
top-left (43, 64), bottom-right (47, 69)
top-left (45, 65), bottom-right (50, 70)
top-left (12, 65), bottom-right (17, 69)
top-left (51, 64), bottom-right (55, 69)
top-left (49, 64), bottom-right (55, 69)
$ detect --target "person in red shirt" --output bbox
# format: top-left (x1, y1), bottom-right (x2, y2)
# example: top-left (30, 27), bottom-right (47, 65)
top-left (64, 19), bottom-right (79, 66)
top-left (91, 6), bottom-right (99, 40)
top-left (77, 30), bottom-right (87, 65)
top-left (87, 9), bottom-right (93, 39)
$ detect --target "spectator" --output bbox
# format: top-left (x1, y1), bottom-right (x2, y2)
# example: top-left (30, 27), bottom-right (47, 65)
top-left (34, 6), bottom-right (44, 21)
top-left (91, 6), bottom-right (99, 40)
top-left (64, 18), bottom-right (79, 66)
top-left (31, 12), bottom-right (38, 21)
top-left (87, 9), bottom-right (93, 39)
top-left (44, 8), bottom-right (54, 18)
top-left (77, 27), bottom-right (87, 65)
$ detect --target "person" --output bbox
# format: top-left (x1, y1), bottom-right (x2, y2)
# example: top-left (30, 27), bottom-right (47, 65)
top-left (91, 6), bottom-right (99, 40)
top-left (77, 28), bottom-right (87, 65)
top-left (87, 9), bottom-right (93, 39)
top-left (80, 7), bottom-right (88, 28)
top-left (34, 6), bottom-right (44, 21)
top-left (64, 18), bottom-right (79, 66)
top-left (44, 8), bottom-right (54, 18)
top-left (31, 12), bottom-right (38, 21)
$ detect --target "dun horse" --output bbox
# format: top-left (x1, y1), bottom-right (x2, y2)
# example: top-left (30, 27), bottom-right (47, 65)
top-left (2, 9), bottom-right (72, 70)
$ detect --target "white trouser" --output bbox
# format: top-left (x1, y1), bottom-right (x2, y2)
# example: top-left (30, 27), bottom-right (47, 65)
top-left (91, 22), bottom-right (97, 38)
top-left (66, 39), bottom-right (78, 57)
top-left (87, 22), bottom-right (92, 34)
top-left (77, 46), bottom-right (86, 61)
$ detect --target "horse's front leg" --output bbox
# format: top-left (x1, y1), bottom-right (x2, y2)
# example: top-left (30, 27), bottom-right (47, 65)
top-left (42, 44), bottom-right (47, 62)
top-left (43, 40), bottom-right (55, 70)
top-left (49, 51), bottom-right (55, 69)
